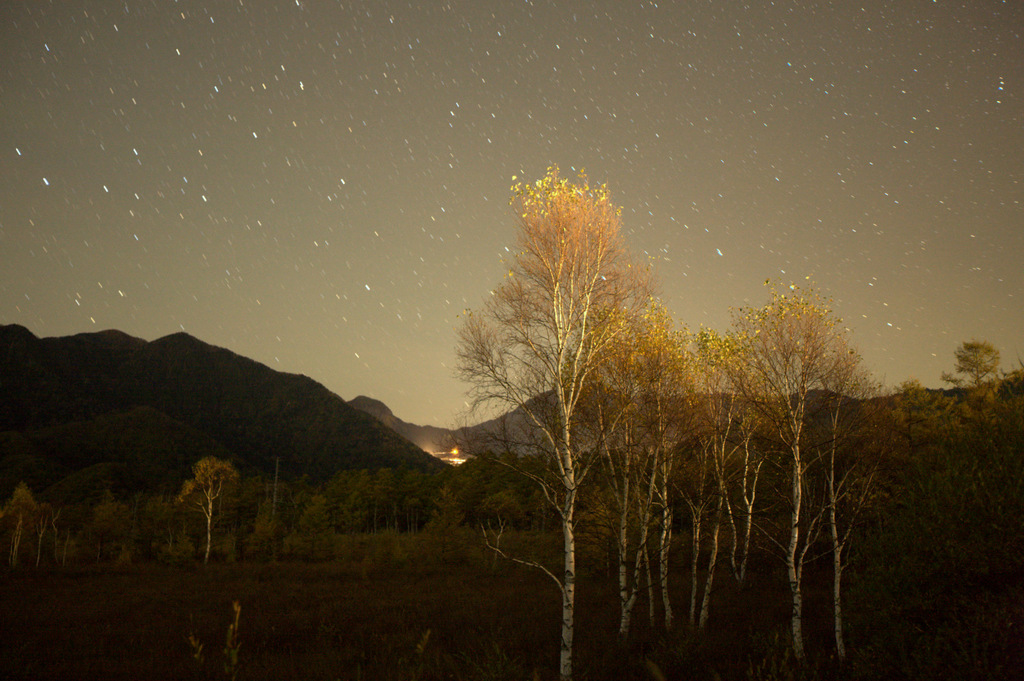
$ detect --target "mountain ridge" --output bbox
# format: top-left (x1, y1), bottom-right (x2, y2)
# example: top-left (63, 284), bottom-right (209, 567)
top-left (0, 324), bottom-right (445, 499)
top-left (347, 395), bottom-right (456, 453)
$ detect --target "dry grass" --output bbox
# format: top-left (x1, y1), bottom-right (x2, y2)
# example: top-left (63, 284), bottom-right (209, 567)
top-left (0, 558), bottom-right (838, 681)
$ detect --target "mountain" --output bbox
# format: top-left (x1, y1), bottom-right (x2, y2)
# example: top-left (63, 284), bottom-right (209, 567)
top-left (346, 391), bottom-right (562, 463)
top-left (347, 393), bottom-right (549, 459)
top-left (0, 324), bottom-right (445, 499)
top-left (0, 406), bottom-right (233, 504)
top-left (454, 392), bottom-right (561, 456)
top-left (348, 395), bottom-right (456, 453)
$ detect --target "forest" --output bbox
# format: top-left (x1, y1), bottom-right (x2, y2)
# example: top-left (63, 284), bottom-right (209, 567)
top-left (2, 168), bottom-right (1022, 681)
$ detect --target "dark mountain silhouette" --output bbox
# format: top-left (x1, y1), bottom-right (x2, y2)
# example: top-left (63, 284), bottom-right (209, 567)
top-left (0, 324), bottom-right (444, 499)
top-left (444, 393), bottom-right (558, 457)
top-left (0, 406), bottom-right (233, 504)
top-left (348, 395), bottom-right (456, 453)
top-left (348, 394), bottom-right (550, 459)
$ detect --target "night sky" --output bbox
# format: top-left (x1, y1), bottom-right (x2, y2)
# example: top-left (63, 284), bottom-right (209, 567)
top-left (2, 1), bottom-right (1021, 427)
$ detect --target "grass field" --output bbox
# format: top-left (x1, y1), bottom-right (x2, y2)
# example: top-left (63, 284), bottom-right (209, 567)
top-left (0, 555), bottom-right (841, 681)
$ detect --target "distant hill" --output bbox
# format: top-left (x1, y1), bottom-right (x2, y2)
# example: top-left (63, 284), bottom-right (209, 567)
top-left (0, 324), bottom-right (445, 499)
top-left (347, 393), bottom-right (549, 459)
top-left (348, 395), bottom-right (456, 453)
top-left (453, 392), bottom-right (561, 457)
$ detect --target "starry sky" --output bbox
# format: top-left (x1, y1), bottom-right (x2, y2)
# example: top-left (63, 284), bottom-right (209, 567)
top-left (2, 1), bottom-right (1021, 427)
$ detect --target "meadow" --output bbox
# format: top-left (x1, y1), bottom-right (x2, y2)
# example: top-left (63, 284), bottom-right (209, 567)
top-left (0, 554), bottom-right (829, 681)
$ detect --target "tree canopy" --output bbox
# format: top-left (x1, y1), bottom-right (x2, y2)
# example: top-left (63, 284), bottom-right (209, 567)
top-left (941, 339), bottom-right (1000, 389)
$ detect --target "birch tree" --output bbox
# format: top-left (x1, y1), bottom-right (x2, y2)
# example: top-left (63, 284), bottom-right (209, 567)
top-left (178, 456), bottom-right (239, 564)
top-left (679, 430), bottom-right (715, 628)
top-left (3, 482), bottom-right (37, 568)
top-left (591, 337), bottom-right (651, 639)
top-left (33, 502), bottom-right (55, 567)
top-left (728, 282), bottom-right (859, 660)
top-left (815, 364), bottom-right (879, 662)
top-left (594, 302), bottom-right (689, 637)
top-left (689, 328), bottom-right (745, 631)
top-left (457, 167), bottom-right (652, 681)
top-left (725, 407), bottom-right (764, 587)
top-left (640, 311), bottom-right (691, 633)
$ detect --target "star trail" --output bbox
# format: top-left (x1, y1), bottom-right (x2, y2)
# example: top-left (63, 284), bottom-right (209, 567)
top-left (2, 0), bottom-right (1021, 425)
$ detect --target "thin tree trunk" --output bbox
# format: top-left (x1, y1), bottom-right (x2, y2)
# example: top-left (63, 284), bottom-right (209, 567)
top-left (617, 480), bottom-right (631, 636)
top-left (204, 503), bottom-right (213, 564)
top-left (730, 446), bottom-right (761, 587)
top-left (738, 513), bottom-right (752, 585)
top-left (689, 510), bottom-right (701, 627)
top-left (829, 452), bottom-right (847, 662)
top-left (9, 517), bottom-right (23, 567)
top-left (659, 503), bottom-right (674, 630)
top-left (619, 452), bottom-right (657, 639)
top-left (36, 526), bottom-right (44, 567)
top-left (644, 543), bottom-right (655, 624)
top-left (50, 508), bottom-right (61, 565)
top-left (698, 494), bottom-right (723, 631)
top-left (619, 512), bottom-right (653, 637)
top-left (833, 530), bottom-right (845, 661)
top-left (788, 444), bottom-right (805, 660)
top-left (559, 493), bottom-right (576, 681)
top-left (726, 488), bottom-right (740, 582)
top-left (737, 460), bottom-right (762, 586)
top-left (619, 564), bottom-right (636, 637)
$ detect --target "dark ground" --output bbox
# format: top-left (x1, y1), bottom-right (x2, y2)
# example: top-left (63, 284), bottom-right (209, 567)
top-left (0, 559), bottom-right (840, 681)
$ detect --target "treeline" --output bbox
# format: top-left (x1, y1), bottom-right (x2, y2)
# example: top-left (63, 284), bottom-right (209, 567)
top-left (850, 363), bottom-right (1024, 679)
top-left (0, 455), bottom-right (556, 568)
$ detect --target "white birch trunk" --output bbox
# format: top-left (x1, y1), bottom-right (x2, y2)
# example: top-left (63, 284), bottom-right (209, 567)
top-left (9, 516), bottom-right (23, 567)
top-left (560, 492), bottom-right (576, 681)
top-left (36, 526), bottom-right (44, 567)
top-left (698, 495), bottom-right (723, 631)
top-left (619, 458), bottom-right (656, 638)
top-left (737, 459), bottom-right (762, 586)
top-left (738, 510), bottom-right (752, 585)
top-left (725, 490), bottom-right (740, 583)
top-left (732, 444), bottom-right (761, 587)
top-left (832, 526), bottom-right (845, 661)
top-left (617, 479), bottom-right (632, 636)
top-left (659, 503), bottom-right (674, 630)
top-left (618, 564), bottom-right (636, 636)
top-left (203, 499), bottom-right (213, 565)
top-left (829, 454), bottom-right (847, 662)
top-left (787, 443), bottom-right (805, 660)
top-left (689, 511), bottom-right (701, 627)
